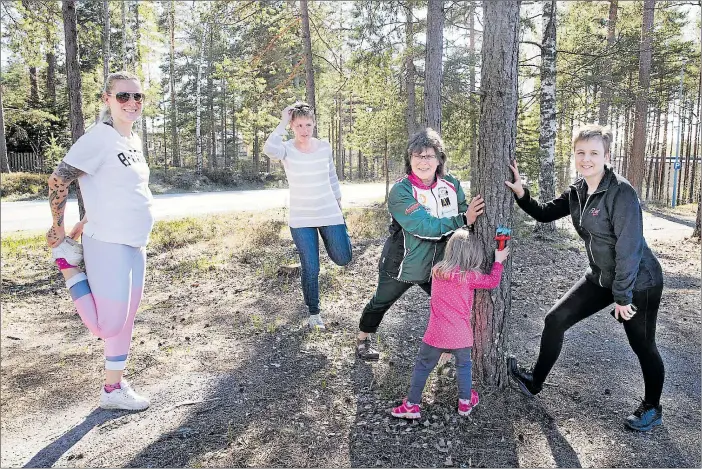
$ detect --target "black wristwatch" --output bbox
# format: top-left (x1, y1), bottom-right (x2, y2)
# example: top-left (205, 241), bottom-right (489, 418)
top-left (462, 213), bottom-right (475, 231)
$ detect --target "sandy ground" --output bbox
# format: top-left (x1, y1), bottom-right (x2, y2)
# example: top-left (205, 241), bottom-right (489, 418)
top-left (1, 205), bottom-right (699, 468)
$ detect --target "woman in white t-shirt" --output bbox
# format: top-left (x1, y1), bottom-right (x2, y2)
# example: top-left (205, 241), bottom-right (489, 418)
top-left (263, 103), bottom-right (352, 331)
top-left (46, 71), bottom-right (154, 411)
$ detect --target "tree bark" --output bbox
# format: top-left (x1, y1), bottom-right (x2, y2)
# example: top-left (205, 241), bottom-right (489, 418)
top-left (46, 43), bottom-right (57, 108)
top-left (626, 0), bottom-right (655, 194)
top-left (0, 85), bottom-right (9, 173)
top-left (300, 0), bottom-right (317, 137)
top-left (472, 0), bottom-right (520, 388)
top-left (134, 1), bottom-right (149, 164)
top-left (62, 0), bottom-right (86, 219)
top-left (169, 0), bottom-right (180, 167)
top-left (657, 100), bottom-right (669, 201)
top-left (689, 67), bottom-right (702, 204)
top-left (598, 0), bottom-right (618, 126)
top-left (424, 0), bottom-right (444, 132)
top-left (28, 66), bottom-right (39, 106)
top-left (535, 0), bottom-right (557, 234)
top-left (468, 2), bottom-right (478, 169)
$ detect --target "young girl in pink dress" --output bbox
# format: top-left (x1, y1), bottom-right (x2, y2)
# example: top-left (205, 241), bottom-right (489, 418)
top-left (391, 229), bottom-right (510, 419)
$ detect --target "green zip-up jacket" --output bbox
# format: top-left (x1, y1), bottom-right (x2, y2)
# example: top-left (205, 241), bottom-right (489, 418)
top-left (378, 172), bottom-right (469, 283)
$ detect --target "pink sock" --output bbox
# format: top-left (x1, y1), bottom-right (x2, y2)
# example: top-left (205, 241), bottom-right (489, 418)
top-left (104, 382), bottom-right (122, 393)
top-left (55, 258), bottom-right (77, 270)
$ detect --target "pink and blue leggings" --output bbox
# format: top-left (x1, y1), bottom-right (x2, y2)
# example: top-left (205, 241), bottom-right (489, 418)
top-left (64, 236), bottom-right (146, 371)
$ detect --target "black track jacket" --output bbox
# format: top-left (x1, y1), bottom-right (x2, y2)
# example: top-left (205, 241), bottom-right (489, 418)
top-left (515, 165), bottom-right (663, 306)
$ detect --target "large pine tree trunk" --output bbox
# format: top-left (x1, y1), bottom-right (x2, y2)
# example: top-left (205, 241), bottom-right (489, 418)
top-left (29, 66), bottom-right (39, 106)
top-left (424, 0), bottom-right (444, 132)
top-left (300, 0), bottom-right (317, 137)
top-left (0, 85), bottom-right (9, 173)
top-left (169, 0), bottom-right (180, 167)
top-left (468, 2), bottom-right (478, 169)
top-left (472, 0), bottom-right (520, 388)
top-left (536, 0), bottom-right (557, 234)
top-left (657, 100), bottom-right (669, 201)
top-left (626, 0), bottom-right (655, 194)
top-left (689, 70), bottom-right (701, 204)
top-left (598, 0), bottom-right (618, 125)
top-left (404, 3), bottom-right (416, 138)
top-left (103, 0), bottom-right (109, 81)
top-left (46, 43), bottom-right (57, 108)
top-left (682, 101), bottom-right (694, 202)
top-left (646, 103), bottom-right (661, 200)
top-left (62, 0), bottom-right (86, 219)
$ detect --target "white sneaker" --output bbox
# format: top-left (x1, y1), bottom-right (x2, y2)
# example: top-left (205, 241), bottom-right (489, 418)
top-left (308, 314), bottom-right (326, 331)
top-left (99, 380), bottom-right (150, 411)
top-left (51, 237), bottom-right (83, 266)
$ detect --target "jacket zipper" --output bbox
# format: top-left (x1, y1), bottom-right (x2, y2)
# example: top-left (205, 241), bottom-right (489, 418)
top-left (575, 187), bottom-right (606, 286)
top-left (431, 188), bottom-right (441, 268)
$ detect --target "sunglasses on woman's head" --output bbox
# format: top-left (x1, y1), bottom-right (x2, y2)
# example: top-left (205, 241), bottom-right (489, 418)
top-left (108, 92), bottom-right (145, 104)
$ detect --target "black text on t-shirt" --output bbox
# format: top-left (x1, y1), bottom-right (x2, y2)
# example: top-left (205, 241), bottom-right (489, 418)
top-left (117, 148), bottom-right (146, 167)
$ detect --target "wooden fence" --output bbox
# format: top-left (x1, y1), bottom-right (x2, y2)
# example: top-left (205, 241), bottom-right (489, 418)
top-left (7, 153), bottom-right (45, 173)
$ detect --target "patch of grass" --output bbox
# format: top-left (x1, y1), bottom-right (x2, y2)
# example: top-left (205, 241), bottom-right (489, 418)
top-left (345, 206), bottom-right (389, 239)
top-left (1, 233), bottom-right (47, 258)
top-left (168, 256), bottom-right (221, 275)
top-left (0, 172), bottom-right (50, 200)
top-left (247, 219), bottom-right (285, 248)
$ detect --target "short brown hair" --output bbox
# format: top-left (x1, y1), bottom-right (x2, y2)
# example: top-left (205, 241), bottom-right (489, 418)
top-left (404, 128), bottom-right (447, 177)
top-left (572, 124), bottom-right (613, 155)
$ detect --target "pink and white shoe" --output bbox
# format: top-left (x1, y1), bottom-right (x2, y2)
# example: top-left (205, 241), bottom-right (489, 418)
top-left (458, 389), bottom-right (479, 416)
top-left (391, 398), bottom-right (421, 419)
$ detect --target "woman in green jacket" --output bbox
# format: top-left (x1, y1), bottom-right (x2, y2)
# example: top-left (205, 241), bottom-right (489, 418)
top-left (356, 128), bottom-right (485, 360)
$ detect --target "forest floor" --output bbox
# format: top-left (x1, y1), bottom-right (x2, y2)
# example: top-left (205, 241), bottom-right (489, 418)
top-left (1, 203), bottom-right (700, 468)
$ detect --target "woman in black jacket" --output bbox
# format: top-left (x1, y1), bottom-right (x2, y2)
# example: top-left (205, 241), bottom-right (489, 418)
top-left (505, 125), bottom-right (665, 432)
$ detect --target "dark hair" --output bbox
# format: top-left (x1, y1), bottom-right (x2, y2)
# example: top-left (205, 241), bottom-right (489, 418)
top-left (404, 128), bottom-right (446, 177)
top-left (291, 102), bottom-right (315, 122)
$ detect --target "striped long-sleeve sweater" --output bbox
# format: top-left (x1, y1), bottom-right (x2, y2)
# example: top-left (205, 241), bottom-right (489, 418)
top-left (263, 127), bottom-right (344, 228)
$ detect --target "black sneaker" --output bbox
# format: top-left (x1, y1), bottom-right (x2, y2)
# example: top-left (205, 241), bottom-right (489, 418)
top-left (507, 356), bottom-right (542, 396)
top-left (356, 337), bottom-right (380, 361)
top-left (625, 400), bottom-right (662, 432)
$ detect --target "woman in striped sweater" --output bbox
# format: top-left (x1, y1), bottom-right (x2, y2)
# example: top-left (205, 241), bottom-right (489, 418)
top-left (263, 103), bottom-right (352, 330)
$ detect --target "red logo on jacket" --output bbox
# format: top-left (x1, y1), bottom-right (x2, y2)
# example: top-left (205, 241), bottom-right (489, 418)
top-left (590, 208), bottom-right (600, 216)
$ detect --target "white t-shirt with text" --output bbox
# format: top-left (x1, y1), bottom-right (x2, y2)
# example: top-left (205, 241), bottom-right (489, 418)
top-left (63, 122), bottom-right (154, 247)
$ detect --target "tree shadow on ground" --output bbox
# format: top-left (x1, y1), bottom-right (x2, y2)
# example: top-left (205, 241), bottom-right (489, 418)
top-left (23, 409), bottom-right (125, 468)
top-left (122, 294), bottom-right (337, 467)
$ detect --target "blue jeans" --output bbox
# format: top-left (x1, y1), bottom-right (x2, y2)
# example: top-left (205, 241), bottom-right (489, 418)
top-left (290, 224), bottom-right (352, 315)
top-left (408, 342), bottom-right (473, 404)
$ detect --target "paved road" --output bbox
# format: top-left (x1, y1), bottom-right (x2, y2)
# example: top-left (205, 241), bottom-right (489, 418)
top-left (2, 182), bottom-right (694, 241)
top-left (0, 183), bottom-right (388, 234)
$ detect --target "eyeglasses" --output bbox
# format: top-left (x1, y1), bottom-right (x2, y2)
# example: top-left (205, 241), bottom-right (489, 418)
top-left (108, 92), bottom-right (145, 104)
top-left (412, 153), bottom-right (438, 161)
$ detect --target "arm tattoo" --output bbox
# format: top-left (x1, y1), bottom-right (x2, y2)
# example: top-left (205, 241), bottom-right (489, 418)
top-left (54, 161), bottom-right (84, 183)
top-left (48, 161), bottom-right (83, 227)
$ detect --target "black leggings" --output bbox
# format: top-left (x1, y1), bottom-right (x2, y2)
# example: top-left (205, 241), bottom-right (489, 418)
top-left (532, 277), bottom-right (664, 406)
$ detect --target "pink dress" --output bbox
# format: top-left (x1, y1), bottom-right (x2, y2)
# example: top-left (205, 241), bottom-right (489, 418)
top-left (423, 262), bottom-right (504, 349)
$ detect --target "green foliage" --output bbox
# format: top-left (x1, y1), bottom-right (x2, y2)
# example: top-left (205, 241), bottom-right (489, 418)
top-left (0, 172), bottom-right (49, 199)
